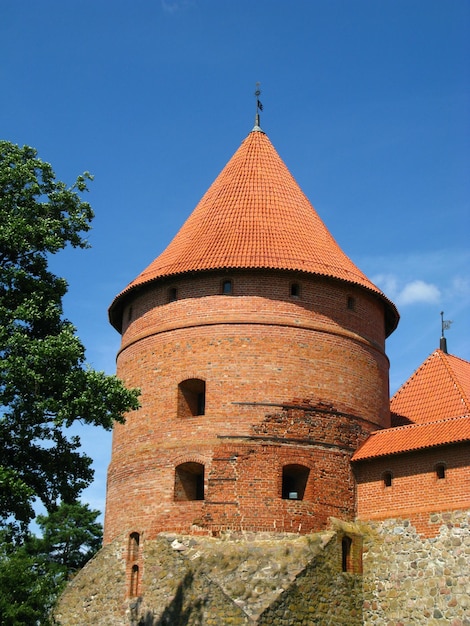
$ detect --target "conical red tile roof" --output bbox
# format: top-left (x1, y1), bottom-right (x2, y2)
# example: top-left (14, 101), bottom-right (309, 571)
top-left (110, 129), bottom-right (398, 333)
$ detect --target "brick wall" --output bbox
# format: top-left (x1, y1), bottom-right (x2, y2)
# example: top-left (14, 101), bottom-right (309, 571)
top-left (104, 269), bottom-right (389, 543)
top-left (354, 444), bottom-right (470, 536)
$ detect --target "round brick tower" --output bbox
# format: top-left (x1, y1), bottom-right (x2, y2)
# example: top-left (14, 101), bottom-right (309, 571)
top-left (104, 122), bottom-right (398, 544)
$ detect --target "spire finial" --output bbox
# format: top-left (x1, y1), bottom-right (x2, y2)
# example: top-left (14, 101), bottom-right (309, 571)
top-left (440, 311), bottom-right (452, 353)
top-left (253, 82), bottom-right (263, 131)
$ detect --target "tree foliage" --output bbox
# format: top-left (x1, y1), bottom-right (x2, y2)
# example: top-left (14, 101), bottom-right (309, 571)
top-left (0, 140), bottom-right (140, 538)
top-left (0, 501), bottom-right (103, 625)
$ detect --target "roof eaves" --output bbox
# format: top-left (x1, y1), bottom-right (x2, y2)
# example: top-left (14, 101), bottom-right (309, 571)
top-left (108, 265), bottom-right (399, 334)
top-left (351, 414), bottom-right (470, 461)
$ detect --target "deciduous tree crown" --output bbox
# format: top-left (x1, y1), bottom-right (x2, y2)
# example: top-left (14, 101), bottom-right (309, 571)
top-left (0, 140), bottom-right (140, 539)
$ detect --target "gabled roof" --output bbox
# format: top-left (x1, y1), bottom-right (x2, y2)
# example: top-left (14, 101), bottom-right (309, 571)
top-left (109, 127), bottom-right (398, 333)
top-left (353, 350), bottom-right (470, 461)
top-left (351, 414), bottom-right (470, 461)
top-left (391, 350), bottom-right (470, 424)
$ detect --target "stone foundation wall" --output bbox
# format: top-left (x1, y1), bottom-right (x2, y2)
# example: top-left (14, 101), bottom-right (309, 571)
top-left (362, 510), bottom-right (470, 626)
top-left (55, 529), bottom-right (362, 625)
top-left (54, 539), bottom-right (128, 625)
top-left (55, 510), bottom-right (470, 625)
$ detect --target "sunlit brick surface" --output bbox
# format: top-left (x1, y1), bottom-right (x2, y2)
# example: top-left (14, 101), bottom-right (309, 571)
top-left (104, 271), bottom-right (390, 543)
top-left (104, 128), bottom-right (394, 544)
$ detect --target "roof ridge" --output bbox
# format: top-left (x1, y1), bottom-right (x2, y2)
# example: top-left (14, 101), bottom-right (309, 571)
top-left (352, 413), bottom-right (470, 461)
top-left (390, 350), bottom-right (437, 403)
top-left (373, 413), bottom-right (470, 436)
top-left (390, 348), bottom-right (470, 403)
top-left (439, 350), bottom-right (470, 412)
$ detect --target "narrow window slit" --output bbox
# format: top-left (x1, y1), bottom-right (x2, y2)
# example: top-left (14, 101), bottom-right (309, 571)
top-left (222, 280), bottom-right (233, 295)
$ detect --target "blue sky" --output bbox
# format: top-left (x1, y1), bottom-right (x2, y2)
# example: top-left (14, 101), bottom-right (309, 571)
top-left (2, 0), bottom-right (469, 521)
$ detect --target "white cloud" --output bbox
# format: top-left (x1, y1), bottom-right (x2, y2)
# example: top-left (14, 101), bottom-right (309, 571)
top-left (372, 273), bottom-right (441, 306)
top-left (396, 280), bottom-right (441, 306)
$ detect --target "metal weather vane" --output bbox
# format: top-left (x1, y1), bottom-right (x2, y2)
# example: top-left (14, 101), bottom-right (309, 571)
top-left (440, 311), bottom-right (453, 353)
top-left (254, 82), bottom-right (263, 127)
top-left (440, 311), bottom-right (453, 337)
top-left (255, 82), bottom-right (263, 111)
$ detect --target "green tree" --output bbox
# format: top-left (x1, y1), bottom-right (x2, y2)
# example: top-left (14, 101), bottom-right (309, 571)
top-left (0, 501), bottom-right (103, 625)
top-left (0, 140), bottom-right (140, 539)
top-left (35, 501), bottom-right (102, 573)
top-left (0, 537), bottom-right (58, 626)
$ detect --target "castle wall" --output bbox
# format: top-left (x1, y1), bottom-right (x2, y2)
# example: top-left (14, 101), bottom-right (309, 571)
top-left (55, 511), bottom-right (470, 625)
top-left (354, 444), bottom-right (470, 536)
top-left (54, 539), bottom-right (128, 625)
top-left (105, 271), bottom-right (390, 543)
top-left (104, 399), bottom-right (371, 542)
top-left (55, 530), bottom-right (363, 625)
top-left (362, 510), bottom-right (470, 625)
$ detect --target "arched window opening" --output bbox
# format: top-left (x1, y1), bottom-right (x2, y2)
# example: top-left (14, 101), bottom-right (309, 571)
top-left (130, 564), bottom-right (139, 597)
top-left (383, 471), bottom-right (393, 488)
top-left (282, 464), bottom-right (310, 500)
top-left (128, 532), bottom-right (140, 562)
top-left (222, 279), bottom-right (233, 295)
top-left (178, 379), bottom-right (206, 418)
top-left (168, 287), bottom-right (178, 302)
top-left (347, 296), bottom-right (356, 310)
top-left (174, 462), bottom-right (205, 501)
top-left (342, 536), bottom-right (353, 572)
top-left (290, 283), bottom-right (300, 297)
top-left (436, 463), bottom-right (446, 480)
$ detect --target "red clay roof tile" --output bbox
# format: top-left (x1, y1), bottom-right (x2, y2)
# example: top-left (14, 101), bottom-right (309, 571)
top-left (353, 350), bottom-right (470, 460)
top-left (109, 129), bottom-right (398, 333)
top-left (390, 350), bottom-right (470, 425)
top-left (351, 415), bottom-right (470, 461)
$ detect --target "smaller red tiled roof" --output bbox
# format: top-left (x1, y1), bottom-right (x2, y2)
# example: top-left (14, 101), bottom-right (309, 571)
top-left (351, 415), bottom-right (470, 461)
top-left (353, 350), bottom-right (470, 461)
top-left (390, 350), bottom-right (470, 424)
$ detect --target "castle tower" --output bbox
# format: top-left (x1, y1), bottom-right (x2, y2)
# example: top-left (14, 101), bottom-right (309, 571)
top-left (104, 121), bottom-right (398, 544)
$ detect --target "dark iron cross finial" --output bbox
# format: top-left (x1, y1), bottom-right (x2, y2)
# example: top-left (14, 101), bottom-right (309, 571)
top-left (440, 311), bottom-right (452, 337)
top-left (254, 82), bottom-right (263, 128)
top-left (255, 82), bottom-right (263, 112)
top-left (440, 310), bottom-right (453, 353)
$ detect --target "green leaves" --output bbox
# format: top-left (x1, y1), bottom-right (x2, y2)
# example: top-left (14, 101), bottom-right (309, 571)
top-left (0, 501), bottom-right (103, 625)
top-left (36, 501), bottom-right (103, 571)
top-left (0, 141), bottom-right (140, 538)
top-left (0, 141), bottom-right (93, 265)
top-left (0, 467), bottom-right (34, 538)
top-left (0, 542), bottom-right (60, 626)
